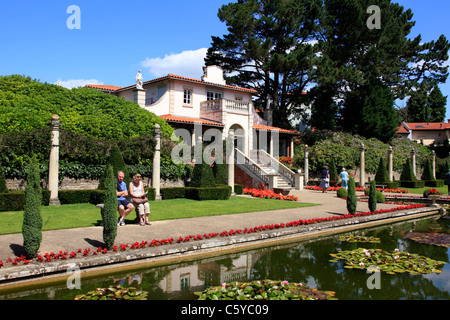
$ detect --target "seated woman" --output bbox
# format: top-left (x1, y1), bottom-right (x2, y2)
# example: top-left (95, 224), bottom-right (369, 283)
top-left (129, 174), bottom-right (151, 226)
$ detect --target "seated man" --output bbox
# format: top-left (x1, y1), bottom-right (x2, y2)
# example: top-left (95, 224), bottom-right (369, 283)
top-left (116, 171), bottom-right (134, 226)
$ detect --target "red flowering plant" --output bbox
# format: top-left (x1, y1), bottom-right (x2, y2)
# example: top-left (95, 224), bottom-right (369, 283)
top-left (243, 188), bottom-right (299, 201)
top-left (278, 156), bottom-right (293, 167)
top-left (423, 188), bottom-right (442, 198)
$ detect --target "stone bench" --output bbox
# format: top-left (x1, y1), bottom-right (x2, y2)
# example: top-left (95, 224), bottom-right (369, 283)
top-left (364, 184), bottom-right (387, 190)
top-left (96, 204), bottom-right (105, 226)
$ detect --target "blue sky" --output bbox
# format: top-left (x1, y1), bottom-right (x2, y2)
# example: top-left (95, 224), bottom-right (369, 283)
top-left (0, 0), bottom-right (449, 120)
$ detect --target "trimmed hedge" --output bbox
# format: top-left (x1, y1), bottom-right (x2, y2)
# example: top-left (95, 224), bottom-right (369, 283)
top-left (400, 180), bottom-right (426, 188)
top-left (0, 190), bottom-right (50, 212)
top-left (0, 184), bottom-right (237, 212)
top-left (423, 180), bottom-right (444, 187)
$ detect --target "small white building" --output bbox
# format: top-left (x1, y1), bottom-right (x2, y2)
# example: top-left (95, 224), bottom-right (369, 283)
top-left (88, 66), bottom-right (302, 189)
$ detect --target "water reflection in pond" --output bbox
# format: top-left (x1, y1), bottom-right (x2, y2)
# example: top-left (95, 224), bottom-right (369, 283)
top-left (1, 216), bottom-right (449, 300)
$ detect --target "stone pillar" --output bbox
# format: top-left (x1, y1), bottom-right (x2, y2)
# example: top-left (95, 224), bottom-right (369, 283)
top-left (304, 145), bottom-right (309, 185)
top-left (388, 146), bottom-right (393, 182)
top-left (49, 114), bottom-right (61, 206)
top-left (360, 143), bottom-right (366, 187)
top-left (431, 150), bottom-right (436, 179)
top-left (294, 173), bottom-right (304, 190)
top-left (227, 129), bottom-right (235, 196)
top-left (153, 124), bottom-right (162, 201)
top-left (411, 149), bottom-right (416, 179)
top-left (266, 174), bottom-right (278, 190)
top-left (289, 138), bottom-right (294, 159)
top-left (133, 89), bottom-right (146, 108)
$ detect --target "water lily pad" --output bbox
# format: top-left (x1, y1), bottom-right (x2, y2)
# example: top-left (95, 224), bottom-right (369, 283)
top-left (331, 248), bottom-right (445, 275)
top-left (75, 285), bottom-right (148, 300)
top-left (339, 234), bottom-right (381, 243)
top-left (406, 233), bottom-right (450, 248)
top-left (195, 280), bottom-right (338, 300)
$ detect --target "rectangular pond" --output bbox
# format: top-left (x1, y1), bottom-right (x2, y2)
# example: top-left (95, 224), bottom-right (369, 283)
top-left (0, 215), bottom-right (449, 300)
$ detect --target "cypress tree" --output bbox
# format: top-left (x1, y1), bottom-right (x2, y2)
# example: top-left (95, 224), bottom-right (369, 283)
top-left (329, 158), bottom-right (339, 186)
top-left (22, 157), bottom-right (42, 259)
top-left (102, 165), bottom-right (117, 250)
top-left (98, 144), bottom-right (131, 189)
top-left (346, 176), bottom-right (357, 215)
top-left (368, 180), bottom-right (377, 213)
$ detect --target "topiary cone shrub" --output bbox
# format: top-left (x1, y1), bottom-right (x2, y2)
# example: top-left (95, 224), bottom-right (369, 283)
top-left (368, 180), bottom-right (377, 213)
top-left (102, 165), bottom-right (117, 250)
top-left (346, 177), bottom-right (357, 215)
top-left (22, 157), bottom-right (43, 259)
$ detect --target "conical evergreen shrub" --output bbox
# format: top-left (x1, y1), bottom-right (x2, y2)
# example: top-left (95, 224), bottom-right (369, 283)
top-left (329, 158), bottom-right (339, 186)
top-left (190, 161), bottom-right (216, 187)
top-left (374, 158), bottom-right (389, 183)
top-left (98, 144), bottom-right (131, 189)
top-left (368, 180), bottom-right (377, 213)
top-left (421, 160), bottom-right (434, 181)
top-left (346, 177), bottom-right (357, 215)
top-left (22, 157), bottom-right (43, 259)
top-left (400, 159), bottom-right (416, 181)
top-left (102, 165), bottom-right (117, 250)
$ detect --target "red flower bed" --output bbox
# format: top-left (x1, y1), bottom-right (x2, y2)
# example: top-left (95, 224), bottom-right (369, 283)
top-left (0, 202), bottom-right (427, 269)
top-left (243, 188), bottom-right (298, 201)
top-left (305, 186), bottom-right (409, 193)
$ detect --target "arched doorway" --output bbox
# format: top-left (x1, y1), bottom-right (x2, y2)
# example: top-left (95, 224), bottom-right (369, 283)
top-left (229, 124), bottom-right (245, 154)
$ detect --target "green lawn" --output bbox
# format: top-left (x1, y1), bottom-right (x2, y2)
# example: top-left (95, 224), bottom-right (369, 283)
top-left (0, 197), bottom-right (319, 235)
top-left (401, 185), bottom-right (448, 195)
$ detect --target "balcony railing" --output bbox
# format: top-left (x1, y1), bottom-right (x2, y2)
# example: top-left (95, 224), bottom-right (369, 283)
top-left (200, 99), bottom-right (250, 114)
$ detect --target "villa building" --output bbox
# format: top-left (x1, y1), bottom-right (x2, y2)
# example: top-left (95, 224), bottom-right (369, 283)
top-left (396, 121), bottom-right (450, 146)
top-left (88, 66), bottom-right (302, 190)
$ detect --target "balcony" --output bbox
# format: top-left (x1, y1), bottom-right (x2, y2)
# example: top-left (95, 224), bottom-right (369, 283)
top-left (200, 99), bottom-right (250, 115)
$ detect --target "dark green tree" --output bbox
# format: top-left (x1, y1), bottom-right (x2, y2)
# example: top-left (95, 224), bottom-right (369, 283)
top-left (341, 81), bottom-right (398, 143)
top-left (102, 165), bottom-right (117, 250)
top-left (22, 157), bottom-right (42, 258)
top-left (313, 0), bottom-right (448, 133)
top-left (205, 0), bottom-right (321, 129)
top-left (368, 180), bottom-right (377, 213)
top-left (346, 176), bottom-right (357, 215)
top-left (407, 85), bottom-right (447, 123)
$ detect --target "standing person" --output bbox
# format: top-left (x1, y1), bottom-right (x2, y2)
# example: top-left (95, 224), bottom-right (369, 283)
top-left (319, 166), bottom-right (330, 193)
top-left (117, 171), bottom-right (134, 226)
top-left (340, 168), bottom-right (349, 190)
top-left (129, 173), bottom-right (151, 226)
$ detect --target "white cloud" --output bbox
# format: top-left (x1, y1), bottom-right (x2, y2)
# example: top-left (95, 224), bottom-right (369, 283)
top-left (141, 48), bottom-right (208, 79)
top-left (55, 79), bottom-right (104, 89)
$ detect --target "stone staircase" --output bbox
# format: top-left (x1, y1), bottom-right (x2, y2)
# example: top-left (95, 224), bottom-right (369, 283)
top-left (235, 149), bottom-right (299, 191)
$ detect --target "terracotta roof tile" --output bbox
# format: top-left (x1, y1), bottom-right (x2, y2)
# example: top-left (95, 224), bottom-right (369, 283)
top-left (159, 114), bottom-right (224, 127)
top-left (87, 84), bottom-right (123, 91)
top-left (253, 123), bottom-right (300, 135)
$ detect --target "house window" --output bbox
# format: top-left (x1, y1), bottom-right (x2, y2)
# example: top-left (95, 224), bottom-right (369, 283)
top-left (207, 90), bottom-right (222, 101)
top-left (184, 89), bottom-right (192, 105)
top-left (180, 274), bottom-right (190, 292)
